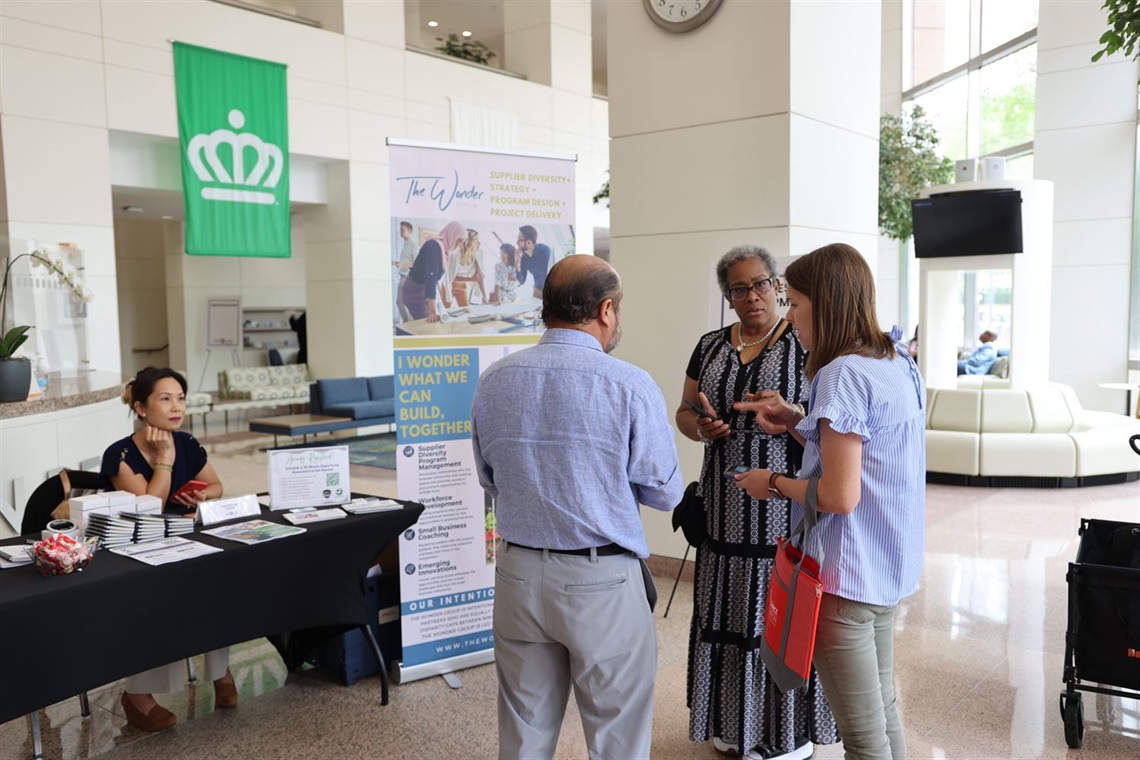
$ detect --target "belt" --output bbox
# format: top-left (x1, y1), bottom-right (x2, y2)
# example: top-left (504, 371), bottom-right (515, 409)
top-left (507, 541), bottom-right (628, 557)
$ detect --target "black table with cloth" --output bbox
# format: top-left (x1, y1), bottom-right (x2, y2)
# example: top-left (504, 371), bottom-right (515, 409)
top-left (0, 501), bottom-right (423, 725)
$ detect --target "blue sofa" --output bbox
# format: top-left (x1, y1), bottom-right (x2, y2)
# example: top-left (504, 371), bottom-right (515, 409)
top-left (311, 376), bottom-right (396, 425)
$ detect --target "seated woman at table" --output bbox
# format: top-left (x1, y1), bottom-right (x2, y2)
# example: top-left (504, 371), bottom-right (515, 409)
top-left (100, 367), bottom-right (236, 732)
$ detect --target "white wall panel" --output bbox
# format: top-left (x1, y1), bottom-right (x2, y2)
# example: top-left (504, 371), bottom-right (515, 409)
top-left (1038, 0), bottom-right (1115, 50)
top-left (790, 0), bottom-right (880, 140)
top-left (343, 0), bottom-right (405, 47)
top-left (103, 39), bottom-right (173, 75)
top-left (347, 38), bottom-right (407, 98)
top-left (552, 89), bottom-right (593, 138)
top-left (0, 1), bottom-right (102, 34)
top-left (610, 116), bottom-right (790, 238)
top-left (349, 111), bottom-right (403, 162)
top-left (2, 117), bottom-right (112, 226)
top-left (99, 0), bottom-right (348, 87)
top-left (291, 76), bottom-right (350, 109)
top-left (0, 46), bottom-right (106, 127)
top-left (1049, 263), bottom-right (1131, 410)
top-left (1053, 218), bottom-right (1134, 268)
top-left (105, 66), bottom-right (177, 137)
top-left (347, 90), bottom-right (405, 117)
top-left (1036, 65), bottom-right (1139, 131)
top-left (0, 16), bottom-right (102, 61)
top-left (1036, 123), bottom-right (1135, 222)
top-left (789, 117), bottom-right (878, 237)
top-left (607, 0), bottom-right (791, 138)
top-left (288, 100), bottom-right (350, 159)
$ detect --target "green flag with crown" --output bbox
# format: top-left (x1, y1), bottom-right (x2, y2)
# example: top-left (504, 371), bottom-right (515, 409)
top-left (174, 43), bottom-right (290, 258)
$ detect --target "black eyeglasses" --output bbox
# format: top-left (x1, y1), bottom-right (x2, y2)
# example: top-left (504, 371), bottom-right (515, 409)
top-left (726, 278), bottom-right (774, 302)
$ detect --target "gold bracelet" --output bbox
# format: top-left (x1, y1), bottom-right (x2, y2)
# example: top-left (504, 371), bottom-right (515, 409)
top-left (153, 462), bottom-right (173, 472)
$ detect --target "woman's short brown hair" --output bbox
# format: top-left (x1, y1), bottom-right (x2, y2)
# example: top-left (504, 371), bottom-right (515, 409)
top-left (784, 243), bottom-right (895, 379)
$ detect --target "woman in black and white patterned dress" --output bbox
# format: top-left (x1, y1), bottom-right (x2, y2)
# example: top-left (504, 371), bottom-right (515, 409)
top-left (676, 245), bottom-right (837, 760)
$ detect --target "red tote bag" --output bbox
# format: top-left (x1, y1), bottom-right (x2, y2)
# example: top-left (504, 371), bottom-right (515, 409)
top-left (760, 477), bottom-right (823, 693)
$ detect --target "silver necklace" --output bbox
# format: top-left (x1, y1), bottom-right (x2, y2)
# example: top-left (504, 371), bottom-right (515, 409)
top-left (736, 318), bottom-right (782, 353)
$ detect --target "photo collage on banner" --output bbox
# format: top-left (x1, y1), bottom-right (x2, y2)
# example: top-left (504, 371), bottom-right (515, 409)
top-left (388, 141), bottom-right (576, 681)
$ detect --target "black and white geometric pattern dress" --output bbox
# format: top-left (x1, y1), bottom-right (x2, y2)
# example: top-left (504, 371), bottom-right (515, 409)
top-left (685, 324), bottom-right (838, 756)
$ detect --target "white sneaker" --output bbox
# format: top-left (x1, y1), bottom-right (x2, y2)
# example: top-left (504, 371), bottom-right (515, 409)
top-left (762, 738), bottom-right (813, 760)
top-left (712, 736), bottom-right (813, 760)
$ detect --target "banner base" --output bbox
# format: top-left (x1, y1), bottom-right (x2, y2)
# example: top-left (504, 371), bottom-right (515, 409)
top-left (392, 649), bottom-right (495, 685)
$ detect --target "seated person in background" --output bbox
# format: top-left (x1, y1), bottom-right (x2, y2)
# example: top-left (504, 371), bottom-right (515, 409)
top-left (957, 330), bottom-right (999, 375)
top-left (101, 367), bottom-right (236, 732)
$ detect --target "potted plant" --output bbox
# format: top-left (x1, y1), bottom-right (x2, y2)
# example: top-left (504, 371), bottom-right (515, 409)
top-left (0, 244), bottom-right (93, 402)
top-left (435, 33), bottom-right (497, 66)
top-left (0, 325), bottom-right (32, 402)
top-left (1092, 0), bottom-right (1140, 80)
top-left (879, 105), bottom-right (955, 242)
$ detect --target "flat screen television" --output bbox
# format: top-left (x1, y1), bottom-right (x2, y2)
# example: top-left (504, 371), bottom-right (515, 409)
top-left (911, 189), bottom-right (1024, 259)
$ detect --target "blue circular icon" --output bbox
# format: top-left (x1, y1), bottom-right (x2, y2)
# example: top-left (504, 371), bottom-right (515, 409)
top-left (404, 563), bottom-right (416, 575)
top-left (402, 446), bottom-right (414, 458)
top-left (404, 529), bottom-right (415, 541)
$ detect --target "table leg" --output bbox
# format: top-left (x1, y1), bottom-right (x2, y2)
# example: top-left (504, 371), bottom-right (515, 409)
top-left (663, 543), bottom-right (691, 619)
top-left (30, 711), bottom-right (43, 760)
top-left (361, 624), bottom-right (390, 706)
top-left (78, 692), bottom-right (90, 717)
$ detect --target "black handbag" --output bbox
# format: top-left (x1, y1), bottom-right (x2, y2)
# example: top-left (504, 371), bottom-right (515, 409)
top-left (671, 481), bottom-right (706, 548)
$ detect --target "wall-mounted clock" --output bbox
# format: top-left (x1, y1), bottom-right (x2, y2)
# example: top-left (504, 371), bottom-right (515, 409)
top-left (642, 0), bottom-right (724, 33)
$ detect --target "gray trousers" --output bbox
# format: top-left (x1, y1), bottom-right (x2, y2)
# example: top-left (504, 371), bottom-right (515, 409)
top-left (812, 594), bottom-right (905, 760)
top-left (494, 544), bottom-right (658, 760)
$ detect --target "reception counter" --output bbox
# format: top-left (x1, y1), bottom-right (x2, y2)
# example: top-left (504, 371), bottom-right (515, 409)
top-left (0, 371), bottom-right (131, 538)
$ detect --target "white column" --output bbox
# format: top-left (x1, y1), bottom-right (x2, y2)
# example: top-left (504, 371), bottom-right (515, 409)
top-left (1036, 1), bottom-right (1138, 410)
top-left (608, 0), bottom-right (881, 559)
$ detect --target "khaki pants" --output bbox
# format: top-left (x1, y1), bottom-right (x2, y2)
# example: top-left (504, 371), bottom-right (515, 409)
top-left (494, 544), bottom-right (657, 760)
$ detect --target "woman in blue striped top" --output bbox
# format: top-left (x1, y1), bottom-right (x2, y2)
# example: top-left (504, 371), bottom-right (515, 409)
top-left (734, 243), bottom-right (926, 760)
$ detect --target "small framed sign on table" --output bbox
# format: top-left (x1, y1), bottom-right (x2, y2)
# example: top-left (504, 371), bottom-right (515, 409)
top-left (266, 447), bottom-right (351, 509)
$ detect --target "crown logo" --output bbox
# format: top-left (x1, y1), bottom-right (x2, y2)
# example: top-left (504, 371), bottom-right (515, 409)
top-left (187, 109), bottom-right (283, 205)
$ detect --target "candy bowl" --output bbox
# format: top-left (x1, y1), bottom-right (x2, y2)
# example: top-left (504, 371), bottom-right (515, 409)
top-left (32, 534), bottom-right (98, 577)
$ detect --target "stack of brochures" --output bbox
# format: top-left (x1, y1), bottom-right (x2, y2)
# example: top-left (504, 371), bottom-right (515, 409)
top-left (342, 497), bottom-right (402, 515)
top-left (86, 513), bottom-right (137, 548)
top-left (163, 514), bottom-right (195, 537)
top-left (122, 514), bottom-right (167, 543)
top-left (0, 544), bottom-right (33, 569)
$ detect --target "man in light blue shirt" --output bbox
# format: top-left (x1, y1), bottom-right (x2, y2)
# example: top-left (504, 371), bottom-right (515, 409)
top-left (471, 255), bottom-right (683, 760)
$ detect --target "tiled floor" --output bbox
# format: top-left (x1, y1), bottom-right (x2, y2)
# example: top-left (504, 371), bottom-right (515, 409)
top-left (2, 427), bottom-right (1138, 759)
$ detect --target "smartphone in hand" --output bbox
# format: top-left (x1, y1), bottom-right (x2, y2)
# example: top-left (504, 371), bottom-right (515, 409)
top-left (684, 399), bottom-right (718, 419)
top-left (172, 479), bottom-right (208, 499)
top-left (723, 465), bottom-right (750, 479)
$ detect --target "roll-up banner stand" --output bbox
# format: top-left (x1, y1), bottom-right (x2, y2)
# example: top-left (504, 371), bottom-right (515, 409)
top-left (388, 138), bottom-right (577, 684)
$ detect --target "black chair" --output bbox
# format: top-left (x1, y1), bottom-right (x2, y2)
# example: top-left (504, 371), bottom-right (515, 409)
top-left (268, 348), bottom-right (284, 366)
top-left (20, 470), bottom-right (198, 760)
top-left (21, 469), bottom-right (104, 536)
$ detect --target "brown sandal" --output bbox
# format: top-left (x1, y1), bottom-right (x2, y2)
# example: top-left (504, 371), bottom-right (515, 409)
top-left (214, 672), bottom-right (238, 709)
top-left (120, 693), bottom-right (176, 732)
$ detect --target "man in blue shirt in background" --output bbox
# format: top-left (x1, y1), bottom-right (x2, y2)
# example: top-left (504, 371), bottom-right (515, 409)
top-left (471, 255), bottom-right (683, 760)
top-left (515, 224), bottom-right (552, 299)
top-left (957, 330), bottom-right (999, 375)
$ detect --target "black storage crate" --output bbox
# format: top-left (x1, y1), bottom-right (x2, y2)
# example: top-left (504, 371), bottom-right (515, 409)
top-left (312, 572), bottom-right (402, 686)
top-left (1059, 518), bottom-right (1140, 748)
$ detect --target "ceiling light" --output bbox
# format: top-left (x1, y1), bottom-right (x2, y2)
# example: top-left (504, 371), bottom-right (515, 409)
top-left (122, 206), bottom-right (143, 213)
top-left (461, 30), bottom-right (472, 37)
top-left (427, 20), bottom-right (438, 27)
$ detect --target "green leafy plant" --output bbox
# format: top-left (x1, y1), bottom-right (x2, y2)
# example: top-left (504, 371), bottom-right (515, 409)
top-left (592, 178), bottom-right (609, 206)
top-left (1092, 0), bottom-right (1140, 79)
top-left (436, 33), bottom-right (497, 66)
top-left (0, 326), bottom-right (31, 359)
top-left (879, 105), bottom-right (955, 242)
